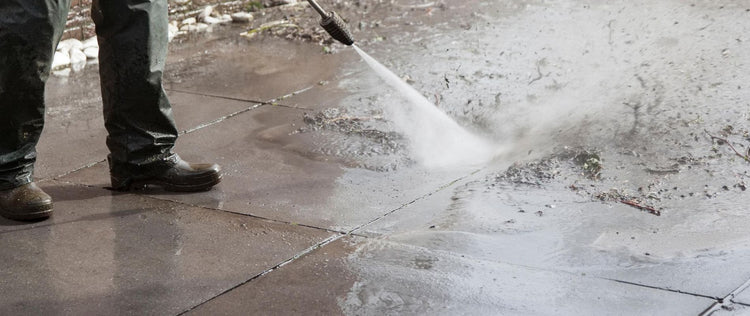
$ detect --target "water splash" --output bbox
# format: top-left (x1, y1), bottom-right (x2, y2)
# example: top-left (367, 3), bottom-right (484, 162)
top-left (352, 44), bottom-right (502, 169)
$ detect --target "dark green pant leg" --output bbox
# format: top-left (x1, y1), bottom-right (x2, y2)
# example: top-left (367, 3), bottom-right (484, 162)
top-left (0, 0), bottom-right (69, 190)
top-left (92, 0), bottom-right (178, 173)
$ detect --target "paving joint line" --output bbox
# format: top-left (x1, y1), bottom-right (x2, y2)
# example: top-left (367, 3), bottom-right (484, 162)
top-left (49, 158), bottom-right (107, 182)
top-left (166, 86), bottom-right (318, 112)
top-left (166, 88), bottom-right (266, 105)
top-left (348, 168), bottom-right (484, 235)
top-left (50, 178), bottom-right (348, 236)
top-left (176, 169), bottom-right (481, 313)
top-left (355, 236), bottom-right (721, 303)
top-left (604, 278), bottom-right (718, 301)
top-left (700, 277), bottom-right (750, 315)
top-left (177, 233), bottom-right (344, 315)
top-left (139, 193), bottom-right (348, 235)
top-left (181, 103), bottom-right (265, 134)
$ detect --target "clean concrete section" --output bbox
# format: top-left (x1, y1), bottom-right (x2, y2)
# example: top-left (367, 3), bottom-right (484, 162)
top-left (0, 181), bottom-right (332, 315)
top-left (187, 236), bottom-right (714, 315)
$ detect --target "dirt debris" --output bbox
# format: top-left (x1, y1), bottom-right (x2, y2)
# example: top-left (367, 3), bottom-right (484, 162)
top-left (297, 108), bottom-right (408, 171)
top-left (493, 147), bottom-right (603, 187)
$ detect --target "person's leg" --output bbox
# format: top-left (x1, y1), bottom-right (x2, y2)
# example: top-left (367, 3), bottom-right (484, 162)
top-left (0, 0), bottom-right (68, 220)
top-left (92, 0), bottom-right (220, 191)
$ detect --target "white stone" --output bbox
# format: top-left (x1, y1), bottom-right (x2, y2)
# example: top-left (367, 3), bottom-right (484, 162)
top-left (51, 51), bottom-right (71, 69)
top-left (198, 6), bottom-right (214, 20)
top-left (174, 0), bottom-right (190, 4)
top-left (52, 68), bottom-right (71, 77)
top-left (179, 23), bottom-right (210, 33)
top-left (169, 22), bottom-right (179, 34)
top-left (231, 12), bottom-right (253, 23)
top-left (70, 49), bottom-right (88, 71)
top-left (181, 17), bottom-right (196, 25)
top-left (203, 16), bottom-right (221, 24)
top-left (168, 23), bottom-right (179, 41)
top-left (57, 38), bottom-right (82, 54)
top-left (195, 23), bottom-right (210, 32)
top-left (70, 49), bottom-right (87, 72)
top-left (81, 37), bottom-right (98, 49)
top-left (83, 46), bottom-right (99, 59)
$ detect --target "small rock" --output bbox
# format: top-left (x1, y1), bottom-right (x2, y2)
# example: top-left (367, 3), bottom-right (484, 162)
top-left (168, 23), bottom-right (179, 42)
top-left (168, 23), bottom-right (179, 34)
top-left (52, 68), bottom-right (71, 77)
top-left (195, 23), bottom-right (210, 32)
top-left (181, 17), bottom-right (196, 26)
top-left (198, 5), bottom-right (214, 21)
top-left (81, 37), bottom-right (98, 49)
top-left (231, 12), bottom-right (253, 23)
top-left (203, 16), bottom-right (222, 25)
top-left (70, 49), bottom-right (87, 72)
top-left (57, 38), bottom-right (82, 54)
top-left (83, 46), bottom-right (99, 59)
top-left (51, 51), bottom-right (70, 69)
top-left (174, 0), bottom-right (190, 4)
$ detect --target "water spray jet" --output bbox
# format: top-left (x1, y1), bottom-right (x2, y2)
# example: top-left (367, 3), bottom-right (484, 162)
top-left (305, 1), bottom-right (499, 168)
top-left (306, 0), bottom-right (355, 46)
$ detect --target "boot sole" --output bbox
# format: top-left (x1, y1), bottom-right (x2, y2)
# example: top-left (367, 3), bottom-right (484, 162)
top-left (116, 173), bottom-right (222, 192)
top-left (0, 204), bottom-right (53, 221)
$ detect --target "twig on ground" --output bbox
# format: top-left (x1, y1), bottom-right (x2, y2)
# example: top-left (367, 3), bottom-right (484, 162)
top-left (528, 63), bottom-right (543, 85)
top-left (620, 199), bottom-right (661, 216)
top-left (705, 129), bottom-right (750, 162)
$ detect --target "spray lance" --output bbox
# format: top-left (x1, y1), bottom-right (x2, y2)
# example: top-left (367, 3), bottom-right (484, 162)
top-left (306, 0), bottom-right (355, 46)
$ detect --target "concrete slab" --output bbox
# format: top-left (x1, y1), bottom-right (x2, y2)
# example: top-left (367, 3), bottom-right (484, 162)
top-left (0, 181), bottom-right (333, 315)
top-left (167, 91), bottom-right (261, 133)
top-left (58, 104), bottom-right (469, 231)
top-left (38, 69), bottom-right (107, 180)
top-left (356, 167), bottom-right (750, 299)
top-left (709, 303), bottom-right (750, 316)
top-left (270, 60), bottom-right (366, 111)
top-left (164, 32), bottom-right (358, 103)
top-left (187, 236), bottom-right (714, 315)
top-left (733, 285), bottom-right (750, 306)
top-left (38, 72), bottom-right (254, 180)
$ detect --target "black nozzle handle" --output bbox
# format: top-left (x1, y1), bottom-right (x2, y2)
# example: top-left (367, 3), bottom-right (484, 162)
top-left (305, 0), bottom-right (355, 46)
top-left (320, 11), bottom-right (354, 46)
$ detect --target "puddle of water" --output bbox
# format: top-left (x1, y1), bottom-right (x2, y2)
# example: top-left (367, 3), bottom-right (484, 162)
top-left (352, 44), bottom-right (504, 169)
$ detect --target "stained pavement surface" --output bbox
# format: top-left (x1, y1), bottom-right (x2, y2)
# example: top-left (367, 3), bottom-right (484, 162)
top-left (3, 0), bottom-right (750, 315)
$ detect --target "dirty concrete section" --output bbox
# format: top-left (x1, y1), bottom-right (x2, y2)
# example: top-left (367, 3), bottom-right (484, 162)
top-left (3, 0), bottom-right (750, 315)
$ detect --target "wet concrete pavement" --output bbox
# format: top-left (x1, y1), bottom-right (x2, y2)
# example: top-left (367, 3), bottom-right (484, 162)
top-left (4, 0), bottom-right (750, 314)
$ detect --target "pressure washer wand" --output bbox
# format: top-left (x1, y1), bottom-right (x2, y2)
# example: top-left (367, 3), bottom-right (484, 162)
top-left (306, 0), bottom-right (355, 46)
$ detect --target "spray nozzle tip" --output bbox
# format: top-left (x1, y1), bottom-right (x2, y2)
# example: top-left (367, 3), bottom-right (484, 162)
top-left (321, 11), bottom-right (355, 46)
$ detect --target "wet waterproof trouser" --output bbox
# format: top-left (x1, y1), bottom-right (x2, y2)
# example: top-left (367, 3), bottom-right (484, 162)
top-left (0, 0), bottom-right (178, 190)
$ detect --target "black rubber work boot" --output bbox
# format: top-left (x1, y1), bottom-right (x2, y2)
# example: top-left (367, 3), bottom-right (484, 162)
top-left (0, 182), bottom-right (53, 221)
top-left (109, 155), bottom-right (222, 192)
